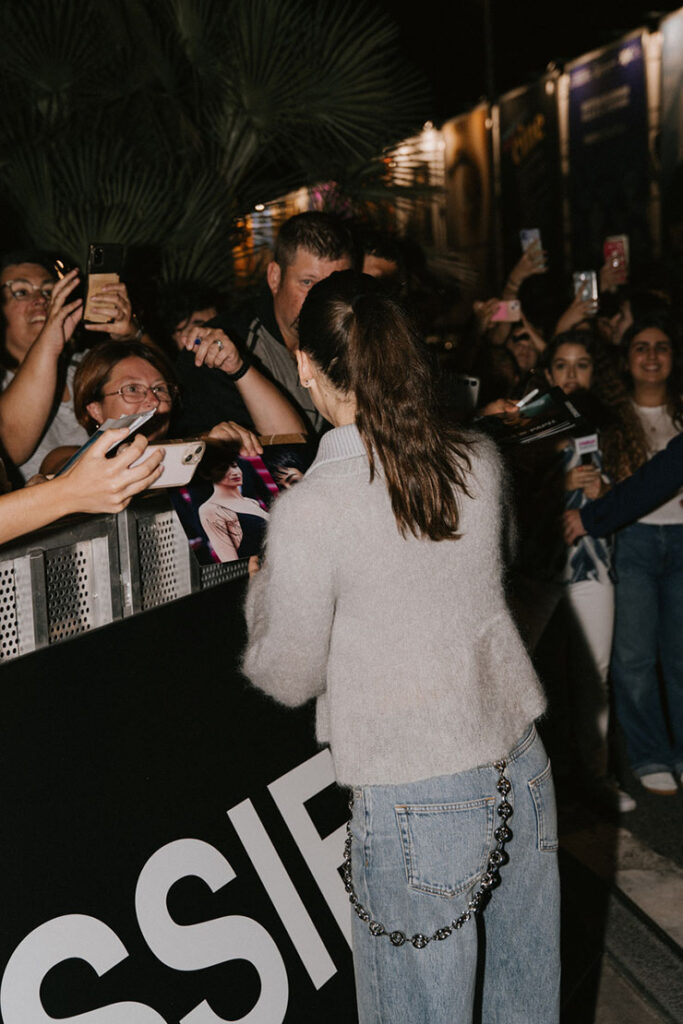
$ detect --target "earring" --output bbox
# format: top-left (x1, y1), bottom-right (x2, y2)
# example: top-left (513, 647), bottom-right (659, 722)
top-left (302, 378), bottom-right (312, 388)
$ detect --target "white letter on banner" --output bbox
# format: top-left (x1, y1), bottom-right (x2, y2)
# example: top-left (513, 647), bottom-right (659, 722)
top-left (228, 798), bottom-right (336, 989)
top-left (268, 750), bottom-right (351, 947)
top-left (0, 913), bottom-right (166, 1023)
top-left (135, 838), bottom-right (288, 1024)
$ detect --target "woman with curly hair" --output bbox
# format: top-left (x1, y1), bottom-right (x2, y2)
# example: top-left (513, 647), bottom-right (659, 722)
top-left (599, 311), bottom-right (683, 795)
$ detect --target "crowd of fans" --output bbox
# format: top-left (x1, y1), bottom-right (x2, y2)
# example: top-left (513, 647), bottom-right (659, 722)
top-left (447, 235), bottom-right (682, 807)
top-left (0, 210), bottom-right (681, 805)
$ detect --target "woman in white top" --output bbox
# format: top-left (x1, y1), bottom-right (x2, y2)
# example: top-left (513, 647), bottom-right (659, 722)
top-left (243, 271), bottom-right (559, 1024)
top-left (604, 313), bottom-right (683, 795)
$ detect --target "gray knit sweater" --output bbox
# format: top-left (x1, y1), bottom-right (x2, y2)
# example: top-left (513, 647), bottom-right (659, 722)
top-left (243, 424), bottom-right (546, 786)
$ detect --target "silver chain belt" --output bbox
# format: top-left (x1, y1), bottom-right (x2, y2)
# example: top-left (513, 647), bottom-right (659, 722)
top-left (342, 759), bottom-right (513, 950)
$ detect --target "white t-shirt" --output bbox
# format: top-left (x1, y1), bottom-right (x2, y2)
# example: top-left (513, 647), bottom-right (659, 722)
top-left (2, 355), bottom-right (89, 482)
top-left (633, 402), bottom-right (683, 525)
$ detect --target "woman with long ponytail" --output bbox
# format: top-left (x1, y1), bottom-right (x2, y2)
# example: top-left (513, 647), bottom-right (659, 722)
top-left (243, 271), bottom-right (559, 1024)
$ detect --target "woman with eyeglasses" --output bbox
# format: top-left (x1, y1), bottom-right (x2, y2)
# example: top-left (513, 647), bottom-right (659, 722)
top-left (40, 340), bottom-right (264, 477)
top-left (0, 253), bottom-right (143, 482)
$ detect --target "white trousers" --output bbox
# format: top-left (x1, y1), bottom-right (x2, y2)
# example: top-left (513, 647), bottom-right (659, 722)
top-left (565, 578), bottom-right (615, 777)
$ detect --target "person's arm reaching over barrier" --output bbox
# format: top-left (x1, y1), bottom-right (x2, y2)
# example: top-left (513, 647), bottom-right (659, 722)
top-left (564, 433), bottom-right (683, 543)
top-left (181, 325), bottom-right (306, 435)
top-left (0, 430), bottom-right (163, 547)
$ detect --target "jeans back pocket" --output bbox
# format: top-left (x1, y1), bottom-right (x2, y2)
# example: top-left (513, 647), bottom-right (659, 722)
top-left (395, 797), bottom-right (495, 898)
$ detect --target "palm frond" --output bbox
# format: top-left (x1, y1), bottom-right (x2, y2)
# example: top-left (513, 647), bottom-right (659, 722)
top-left (0, 0), bottom-right (430, 289)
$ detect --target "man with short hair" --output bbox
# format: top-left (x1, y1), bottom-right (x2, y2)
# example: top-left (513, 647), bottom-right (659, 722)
top-left (176, 212), bottom-right (354, 435)
top-left (357, 227), bottom-right (403, 284)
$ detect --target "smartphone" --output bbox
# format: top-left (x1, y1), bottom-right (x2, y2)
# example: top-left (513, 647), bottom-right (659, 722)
top-left (491, 299), bottom-right (522, 322)
top-left (603, 235), bottom-right (628, 285)
top-left (84, 242), bottom-right (124, 324)
top-left (452, 374), bottom-right (480, 412)
top-left (131, 440), bottom-right (206, 489)
top-left (519, 228), bottom-right (546, 270)
top-left (572, 271), bottom-right (598, 314)
top-left (55, 409), bottom-right (156, 476)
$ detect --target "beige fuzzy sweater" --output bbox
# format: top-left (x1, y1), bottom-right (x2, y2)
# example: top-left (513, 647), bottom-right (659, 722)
top-left (243, 424), bottom-right (546, 786)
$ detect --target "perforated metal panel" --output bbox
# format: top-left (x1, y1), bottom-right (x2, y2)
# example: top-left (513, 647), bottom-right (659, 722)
top-left (200, 559), bottom-right (250, 589)
top-left (137, 511), bottom-right (189, 610)
top-left (45, 543), bottom-right (96, 642)
top-left (0, 564), bottom-right (19, 660)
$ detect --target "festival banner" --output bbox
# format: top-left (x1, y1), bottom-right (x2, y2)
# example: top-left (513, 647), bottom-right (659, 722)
top-left (442, 104), bottom-right (494, 295)
top-left (567, 34), bottom-right (650, 271)
top-left (0, 585), bottom-right (356, 1022)
top-left (498, 77), bottom-right (562, 289)
top-left (660, 8), bottom-right (683, 253)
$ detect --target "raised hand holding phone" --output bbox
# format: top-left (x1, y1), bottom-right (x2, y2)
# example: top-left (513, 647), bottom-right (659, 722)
top-left (55, 409), bottom-right (156, 476)
top-left (57, 430), bottom-right (164, 514)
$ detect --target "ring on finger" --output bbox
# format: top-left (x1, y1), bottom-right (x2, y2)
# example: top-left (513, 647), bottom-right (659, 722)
top-left (213, 338), bottom-right (224, 352)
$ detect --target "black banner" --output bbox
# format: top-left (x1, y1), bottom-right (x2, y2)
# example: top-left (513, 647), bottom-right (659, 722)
top-left (498, 77), bottom-right (562, 290)
top-left (661, 9), bottom-right (683, 255)
top-left (442, 105), bottom-right (494, 295)
top-left (567, 35), bottom-right (650, 272)
top-left (0, 582), bottom-right (356, 1022)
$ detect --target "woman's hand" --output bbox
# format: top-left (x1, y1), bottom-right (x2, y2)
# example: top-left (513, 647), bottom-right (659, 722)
top-left (181, 326), bottom-right (244, 375)
top-left (37, 268), bottom-right (83, 355)
top-left (563, 508), bottom-right (587, 544)
top-left (84, 282), bottom-right (138, 339)
top-left (504, 243), bottom-right (546, 295)
top-left (479, 398), bottom-right (518, 417)
top-left (205, 421), bottom-right (263, 456)
top-left (599, 258), bottom-right (626, 293)
top-left (472, 298), bottom-right (501, 335)
top-left (565, 465), bottom-right (601, 495)
top-left (555, 292), bottom-right (594, 335)
top-left (520, 311), bottom-right (546, 355)
top-left (57, 430), bottom-right (164, 515)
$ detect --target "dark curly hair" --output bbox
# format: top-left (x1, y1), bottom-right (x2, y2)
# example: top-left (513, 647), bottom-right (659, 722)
top-left (596, 310), bottom-right (682, 481)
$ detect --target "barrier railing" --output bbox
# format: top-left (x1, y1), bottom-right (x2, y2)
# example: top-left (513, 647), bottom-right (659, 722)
top-left (0, 491), bottom-right (246, 661)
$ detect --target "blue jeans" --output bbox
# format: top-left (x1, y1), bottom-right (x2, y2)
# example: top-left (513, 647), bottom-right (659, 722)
top-left (349, 725), bottom-right (560, 1023)
top-left (611, 523), bottom-right (683, 776)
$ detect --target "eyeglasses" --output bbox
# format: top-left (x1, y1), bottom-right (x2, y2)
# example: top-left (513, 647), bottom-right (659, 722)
top-left (1, 279), bottom-right (55, 301)
top-left (100, 382), bottom-right (178, 405)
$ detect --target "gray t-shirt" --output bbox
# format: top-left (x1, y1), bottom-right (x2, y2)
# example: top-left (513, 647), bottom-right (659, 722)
top-left (248, 318), bottom-right (325, 434)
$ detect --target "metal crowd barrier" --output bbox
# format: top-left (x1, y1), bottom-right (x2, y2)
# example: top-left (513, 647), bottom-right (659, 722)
top-left (0, 491), bottom-right (246, 662)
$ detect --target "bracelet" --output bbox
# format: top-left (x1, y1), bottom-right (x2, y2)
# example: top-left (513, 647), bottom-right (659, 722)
top-left (225, 357), bottom-right (251, 382)
top-left (118, 316), bottom-right (143, 342)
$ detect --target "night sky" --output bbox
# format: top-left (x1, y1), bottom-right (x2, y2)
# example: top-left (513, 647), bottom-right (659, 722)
top-left (379, 0), bottom-right (682, 121)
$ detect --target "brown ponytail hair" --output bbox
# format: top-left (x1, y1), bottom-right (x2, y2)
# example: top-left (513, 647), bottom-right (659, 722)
top-left (297, 271), bottom-right (471, 540)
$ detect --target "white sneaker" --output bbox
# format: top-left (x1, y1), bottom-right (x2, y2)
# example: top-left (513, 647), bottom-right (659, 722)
top-left (615, 787), bottom-right (637, 812)
top-left (594, 779), bottom-right (637, 812)
top-left (640, 771), bottom-right (677, 795)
